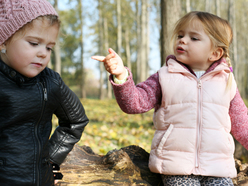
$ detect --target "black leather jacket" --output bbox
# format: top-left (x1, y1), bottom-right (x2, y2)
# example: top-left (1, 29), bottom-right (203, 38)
top-left (0, 60), bottom-right (89, 186)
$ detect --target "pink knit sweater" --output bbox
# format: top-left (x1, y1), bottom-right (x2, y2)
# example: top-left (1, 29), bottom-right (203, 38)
top-left (110, 58), bottom-right (248, 151)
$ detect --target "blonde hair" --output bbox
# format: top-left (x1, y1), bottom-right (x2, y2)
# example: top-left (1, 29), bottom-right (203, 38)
top-left (171, 11), bottom-right (233, 87)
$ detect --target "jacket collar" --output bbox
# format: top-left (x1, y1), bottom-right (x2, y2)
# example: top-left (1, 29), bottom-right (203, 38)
top-left (165, 55), bottom-right (230, 77)
top-left (0, 59), bottom-right (37, 86)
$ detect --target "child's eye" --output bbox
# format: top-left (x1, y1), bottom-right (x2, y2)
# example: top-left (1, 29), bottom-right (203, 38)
top-left (29, 42), bottom-right (39, 46)
top-left (46, 47), bottom-right (53, 52)
top-left (177, 35), bottom-right (183, 39)
top-left (191, 37), bottom-right (199, 41)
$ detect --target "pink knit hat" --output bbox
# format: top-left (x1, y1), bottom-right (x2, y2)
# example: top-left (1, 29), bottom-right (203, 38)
top-left (0, 0), bottom-right (58, 45)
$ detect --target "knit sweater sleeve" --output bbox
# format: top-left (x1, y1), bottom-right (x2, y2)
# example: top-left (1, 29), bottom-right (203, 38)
top-left (230, 88), bottom-right (248, 150)
top-left (110, 68), bottom-right (162, 114)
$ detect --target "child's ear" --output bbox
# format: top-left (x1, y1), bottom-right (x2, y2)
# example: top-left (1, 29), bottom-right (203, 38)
top-left (0, 44), bottom-right (5, 50)
top-left (209, 47), bottom-right (224, 62)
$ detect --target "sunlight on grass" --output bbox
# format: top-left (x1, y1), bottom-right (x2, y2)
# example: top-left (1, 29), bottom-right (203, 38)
top-left (52, 99), bottom-right (155, 155)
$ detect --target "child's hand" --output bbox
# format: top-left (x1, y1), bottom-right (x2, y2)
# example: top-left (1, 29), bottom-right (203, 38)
top-left (91, 48), bottom-right (126, 80)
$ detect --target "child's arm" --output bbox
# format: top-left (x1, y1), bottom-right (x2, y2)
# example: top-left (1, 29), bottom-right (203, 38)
top-left (92, 48), bottom-right (162, 114)
top-left (110, 69), bottom-right (162, 114)
top-left (230, 88), bottom-right (248, 149)
top-left (49, 78), bottom-right (89, 165)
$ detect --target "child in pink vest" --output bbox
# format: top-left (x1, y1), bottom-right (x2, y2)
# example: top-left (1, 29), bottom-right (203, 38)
top-left (92, 11), bottom-right (248, 186)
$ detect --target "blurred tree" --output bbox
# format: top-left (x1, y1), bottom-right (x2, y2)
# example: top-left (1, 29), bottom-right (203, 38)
top-left (160, 0), bottom-right (181, 66)
top-left (117, 0), bottom-right (122, 56)
top-left (78, 0), bottom-right (86, 98)
top-left (205, 0), bottom-right (211, 12)
top-left (98, 0), bottom-right (105, 100)
top-left (138, 0), bottom-right (149, 82)
top-left (215, 0), bottom-right (220, 16)
top-left (53, 0), bottom-right (62, 75)
top-left (186, 0), bottom-right (191, 13)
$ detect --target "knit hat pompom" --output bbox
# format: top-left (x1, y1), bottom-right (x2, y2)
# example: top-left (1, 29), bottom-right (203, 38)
top-left (0, 0), bottom-right (58, 45)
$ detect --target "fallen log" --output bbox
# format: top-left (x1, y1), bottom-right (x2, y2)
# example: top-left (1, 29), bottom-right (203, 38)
top-left (57, 145), bottom-right (248, 186)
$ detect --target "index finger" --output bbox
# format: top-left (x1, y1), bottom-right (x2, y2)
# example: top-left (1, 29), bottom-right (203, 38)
top-left (91, 56), bottom-right (106, 62)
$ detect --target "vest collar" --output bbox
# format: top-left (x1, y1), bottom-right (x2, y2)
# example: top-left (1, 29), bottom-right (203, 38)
top-left (166, 55), bottom-right (230, 76)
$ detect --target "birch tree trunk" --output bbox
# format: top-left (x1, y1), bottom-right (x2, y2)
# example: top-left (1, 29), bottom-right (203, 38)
top-left (99, 0), bottom-right (105, 100)
top-left (186, 0), bottom-right (191, 13)
top-left (205, 0), bottom-right (211, 12)
top-left (139, 0), bottom-right (147, 82)
top-left (53, 0), bottom-right (61, 74)
top-left (215, 0), bottom-right (220, 17)
top-left (146, 0), bottom-right (150, 78)
top-left (78, 0), bottom-right (86, 98)
top-left (117, 0), bottom-right (122, 56)
top-left (104, 18), bottom-right (112, 99)
top-left (125, 28), bottom-right (131, 70)
top-left (160, 0), bottom-right (181, 67)
top-left (136, 0), bottom-right (141, 84)
top-left (228, 0), bottom-right (238, 84)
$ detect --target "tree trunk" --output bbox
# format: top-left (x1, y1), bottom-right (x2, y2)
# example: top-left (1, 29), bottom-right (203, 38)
top-left (186, 0), bottom-right (191, 13)
top-left (125, 28), bottom-right (131, 70)
top-left (139, 0), bottom-right (147, 82)
top-left (58, 145), bottom-right (163, 186)
top-left (117, 0), bottom-right (122, 56)
top-left (78, 0), bottom-right (86, 99)
top-left (57, 144), bottom-right (248, 186)
top-left (99, 0), bottom-right (104, 100)
top-left (205, 0), bottom-right (211, 12)
top-left (160, 0), bottom-right (181, 67)
top-left (104, 18), bottom-right (112, 99)
top-left (228, 0), bottom-right (238, 86)
top-left (146, 0), bottom-right (150, 78)
top-left (215, 0), bottom-right (220, 17)
top-left (136, 0), bottom-right (141, 84)
top-left (53, 0), bottom-right (61, 74)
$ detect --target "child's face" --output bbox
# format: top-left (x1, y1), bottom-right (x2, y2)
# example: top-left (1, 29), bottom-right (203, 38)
top-left (173, 19), bottom-right (215, 71)
top-left (1, 18), bottom-right (59, 78)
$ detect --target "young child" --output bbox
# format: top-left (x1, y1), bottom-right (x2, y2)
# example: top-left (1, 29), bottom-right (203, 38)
top-left (0, 0), bottom-right (89, 185)
top-left (92, 11), bottom-right (248, 185)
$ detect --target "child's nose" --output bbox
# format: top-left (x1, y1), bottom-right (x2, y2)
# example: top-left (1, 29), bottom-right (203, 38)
top-left (179, 37), bottom-right (186, 44)
top-left (37, 47), bottom-right (48, 58)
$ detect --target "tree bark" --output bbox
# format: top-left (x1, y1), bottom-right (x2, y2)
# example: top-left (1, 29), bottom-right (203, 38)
top-left (228, 0), bottom-right (238, 86)
top-left (117, 0), bottom-right (122, 56)
top-left (160, 0), bottom-right (181, 67)
top-left (57, 144), bottom-right (248, 186)
top-left (58, 145), bottom-right (163, 186)
top-left (125, 28), bottom-right (131, 70)
top-left (136, 0), bottom-right (141, 84)
top-left (139, 0), bottom-right (147, 83)
top-left (186, 0), bottom-right (191, 13)
top-left (78, 0), bottom-right (86, 98)
top-left (215, 0), bottom-right (220, 17)
top-left (205, 0), bottom-right (211, 12)
top-left (54, 0), bottom-right (61, 75)
top-left (98, 0), bottom-right (105, 100)
top-left (103, 18), bottom-right (112, 99)
top-left (146, 0), bottom-right (150, 78)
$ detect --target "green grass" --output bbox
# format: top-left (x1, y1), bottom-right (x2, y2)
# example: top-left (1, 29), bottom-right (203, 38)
top-left (52, 98), bottom-right (248, 157)
top-left (52, 99), bottom-right (155, 155)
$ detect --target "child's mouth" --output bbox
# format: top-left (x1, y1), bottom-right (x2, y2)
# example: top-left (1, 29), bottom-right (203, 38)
top-left (177, 46), bottom-right (185, 53)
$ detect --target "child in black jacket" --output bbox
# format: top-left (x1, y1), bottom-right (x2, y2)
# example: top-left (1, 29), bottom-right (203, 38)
top-left (0, 0), bottom-right (89, 185)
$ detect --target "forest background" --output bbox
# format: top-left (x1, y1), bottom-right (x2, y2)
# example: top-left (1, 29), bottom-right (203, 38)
top-left (48, 0), bottom-right (248, 162)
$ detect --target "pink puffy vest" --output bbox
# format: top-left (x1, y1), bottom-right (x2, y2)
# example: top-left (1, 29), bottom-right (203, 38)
top-left (149, 59), bottom-right (237, 178)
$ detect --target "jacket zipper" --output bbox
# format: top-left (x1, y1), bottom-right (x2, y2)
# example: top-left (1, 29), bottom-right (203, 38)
top-left (194, 69), bottom-right (223, 167)
top-left (175, 66), bottom-right (229, 170)
top-left (195, 79), bottom-right (202, 168)
top-left (35, 82), bottom-right (47, 186)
